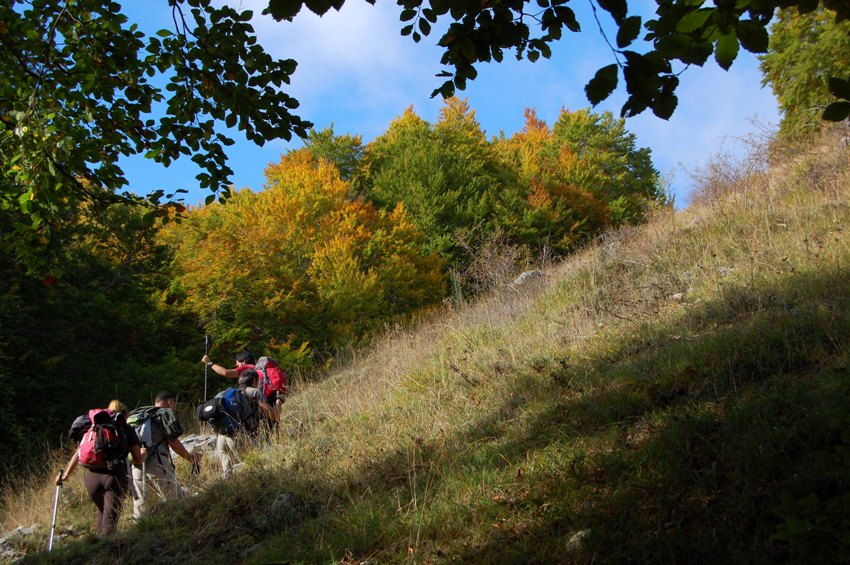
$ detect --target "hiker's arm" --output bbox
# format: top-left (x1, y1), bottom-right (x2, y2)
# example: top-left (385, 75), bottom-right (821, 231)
top-left (201, 355), bottom-right (239, 379)
top-left (57, 451), bottom-right (78, 485)
top-left (168, 438), bottom-right (200, 463)
top-left (129, 444), bottom-right (144, 467)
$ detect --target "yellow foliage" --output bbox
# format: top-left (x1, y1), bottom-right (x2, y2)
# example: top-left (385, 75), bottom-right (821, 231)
top-left (163, 150), bottom-right (446, 352)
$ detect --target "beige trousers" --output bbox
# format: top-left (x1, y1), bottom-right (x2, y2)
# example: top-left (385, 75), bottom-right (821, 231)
top-left (131, 455), bottom-right (184, 519)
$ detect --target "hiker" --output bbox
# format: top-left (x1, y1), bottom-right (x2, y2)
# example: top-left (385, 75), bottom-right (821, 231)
top-left (56, 403), bottom-right (144, 537)
top-left (213, 368), bottom-right (275, 476)
top-left (202, 349), bottom-right (255, 380)
top-left (202, 350), bottom-right (286, 416)
top-left (130, 392), bottom-right (201, 519)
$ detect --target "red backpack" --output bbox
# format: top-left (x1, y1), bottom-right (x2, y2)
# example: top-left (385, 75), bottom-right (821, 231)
top-left (255, 356), bottom-right (287, 400)
top-left (76, 409), bottom-right (129, 469)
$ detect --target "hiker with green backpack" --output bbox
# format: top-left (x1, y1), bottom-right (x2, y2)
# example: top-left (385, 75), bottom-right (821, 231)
top-left (128, 392), bottom-right (201, 519)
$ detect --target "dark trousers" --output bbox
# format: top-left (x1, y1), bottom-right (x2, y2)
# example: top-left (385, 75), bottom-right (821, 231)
top-left (84, 467), bottom-right (128, 536)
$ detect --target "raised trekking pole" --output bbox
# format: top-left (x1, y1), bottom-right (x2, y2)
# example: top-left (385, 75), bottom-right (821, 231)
top-left (204, 334), bottom-right (212, 402)
top-left (48, 471), bottom-right (62, 552)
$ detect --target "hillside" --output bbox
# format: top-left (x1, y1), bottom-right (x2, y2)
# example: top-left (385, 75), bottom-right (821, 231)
top-left (6, 126), bottom-right (850, 563)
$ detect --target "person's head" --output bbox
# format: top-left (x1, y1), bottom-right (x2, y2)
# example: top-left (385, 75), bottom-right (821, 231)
top-left (154, 391), bottom-right (176, 409)
top-left (238, 368), bottom-right (259, 389)
top-left (108, 399), bottom-right (128, 417)
top-left (234, 350), bottom-right (255, 366)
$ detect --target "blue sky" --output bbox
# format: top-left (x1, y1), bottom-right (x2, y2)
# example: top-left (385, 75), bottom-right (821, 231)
top-left (121, 1), bottom-right (780, 208)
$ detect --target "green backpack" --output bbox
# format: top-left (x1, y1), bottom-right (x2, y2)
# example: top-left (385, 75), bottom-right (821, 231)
top-left (127, 406), bottom-right (183, 462)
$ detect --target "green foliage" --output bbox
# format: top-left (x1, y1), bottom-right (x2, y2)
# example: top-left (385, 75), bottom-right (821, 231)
top-left (493, 108), bottom-right (664, 254)
top-left (760, 6), bottom-right (850, 135)
top-left (0, 0), bottom-right (309, 273)
top-left (550, 109), bottom-right (663, 221)
top-left (0, 195), bottom-right (202, 480)
top-left (364, 100), bottom-right (514, 268)
top-left (304, 126), bottom-right (366, 183)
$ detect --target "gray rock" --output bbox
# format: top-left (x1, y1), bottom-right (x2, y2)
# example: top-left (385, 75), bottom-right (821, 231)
top-left (565, 529), bottom-right (591, 552)
top-left (511, 270), bottom-right (544, 287)
top-left (0, 541), bottom-right (23, 562)
top-left (173, 433), bottom-right (217, 459)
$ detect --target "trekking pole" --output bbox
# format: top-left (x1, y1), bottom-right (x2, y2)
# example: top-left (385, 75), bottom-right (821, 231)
top-left (48, 472), bottom-right (62, 552)
top-left (204, 334), bottom-right (211, 402)
top-left (141, 459), bottom-right (147, 501)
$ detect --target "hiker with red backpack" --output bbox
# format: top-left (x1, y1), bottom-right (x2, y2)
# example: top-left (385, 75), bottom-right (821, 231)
top-left (56, 402), bottom-right (144, 537)
top-left (129, 392), bottom-right (201, 520)
top-left (202, 349), bottom-right (286, 420)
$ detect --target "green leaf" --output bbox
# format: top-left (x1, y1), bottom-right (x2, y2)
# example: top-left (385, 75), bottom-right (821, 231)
top-left (597, 0), bottom-right (627, 23)
top-left (267, 0), bottom-right (303, 20)
top-left (305, 0), bottom-right (332, 16)
top-left (828, 77), bottom-right (850, 100)
top-left (736, 20), bottom-right (769, 53)
top-left (652, 92), bottom-right (678, 119)
top-left (555, 6), bottom-right (580, 32)
top-left (676, 9), bottom-right (713, 33)
top-left (714, 32), bottom-right (739, 70)
top-left (616, 16), bottom-right (642, 48)
top-left (459, 39), bottom-right (476, 62)
top-left (822, 101), bottom-right (850, 122)
top-left (585, 64), bottom-right (618, 105)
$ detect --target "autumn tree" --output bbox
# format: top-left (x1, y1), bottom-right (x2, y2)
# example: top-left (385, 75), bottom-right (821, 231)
top-left (551, 108), bottom-right (663, 223)
top-left (365, 99), bottom-right (513, 268)
top-left (760, 6), bottom-right (850, 136)
top-left (163, 150), bottom-right (445, 358)
top-left (494, 108), bottom-right (662, 253)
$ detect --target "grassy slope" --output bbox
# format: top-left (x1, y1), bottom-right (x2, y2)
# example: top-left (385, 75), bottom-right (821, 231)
top-left (13, 128), bottom-right (850, 563)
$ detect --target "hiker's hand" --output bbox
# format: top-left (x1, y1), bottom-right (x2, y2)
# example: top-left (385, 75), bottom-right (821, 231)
top-left (191, 461), bottom-right (201, 476)
top-left (201, 355), bottom-right (211, 365)
top-left (55, 472), bottom-right (64, 486)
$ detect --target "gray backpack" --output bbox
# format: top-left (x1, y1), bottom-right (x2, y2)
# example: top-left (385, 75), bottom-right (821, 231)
top-left (127, 406), bottom-right (183, 461)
